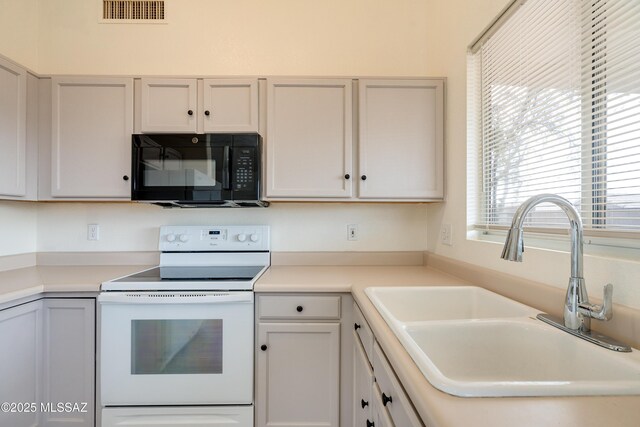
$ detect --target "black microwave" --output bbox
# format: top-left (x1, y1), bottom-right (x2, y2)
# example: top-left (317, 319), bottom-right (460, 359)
top-left (131, 133), bottom-right (267, 207)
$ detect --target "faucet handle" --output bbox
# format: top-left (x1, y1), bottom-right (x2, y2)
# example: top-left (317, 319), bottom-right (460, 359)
top-left (579, 283), bottom-right (613, 321)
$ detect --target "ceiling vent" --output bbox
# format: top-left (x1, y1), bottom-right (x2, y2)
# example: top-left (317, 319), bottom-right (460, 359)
top-left (103, 0), bottom-right (165, 21)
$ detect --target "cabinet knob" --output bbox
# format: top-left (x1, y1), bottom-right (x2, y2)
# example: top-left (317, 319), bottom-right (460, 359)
top-left (382, 392), bottom-right (393, 406)
top-left (361, 398), bottom-right (369, 408)
top-left (187, 110), bottom-right (194, 116)
top-left (367, 420), bottom-right (375, 427)
top-left (122, 175), bottom-right (129, 181)
top-left (296, 305), bottom-right (304, 313)
top-left (361, 175), bottom-right (367, 181)
top-left (344, 174), bottom-right (351, 180)
top-left (260, 344), bottom-right (267, 351)
top-left (354, 323), bottom-right (361, 331)
top-left (204, 110), bottom-right (211, 116)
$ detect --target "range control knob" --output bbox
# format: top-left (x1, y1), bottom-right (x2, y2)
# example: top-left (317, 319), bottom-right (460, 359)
top-left (237, 233), bottom-right (247, 242)
top-left (166, 234), bottom-right (176, 242)
top-left (250, 233), bottom-right (259, 242)
top-left (178, 234), bottom-right (189, 243)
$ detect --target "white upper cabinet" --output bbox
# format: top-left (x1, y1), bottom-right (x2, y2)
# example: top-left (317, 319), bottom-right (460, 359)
top-left (0, 57), bottom-right (27, 197)
top-left (266, 78), bottom-right (353, 198)
top-left (203, 79), bottom-right (258, 132)
top-left (358, 79), bottom-right (444, 200)
top-left (139, 78), bottom-right (259, 134)
top-left (50, 77), bottom-right (133, 199)
top-left (140, 78), bottom-right (197, 133)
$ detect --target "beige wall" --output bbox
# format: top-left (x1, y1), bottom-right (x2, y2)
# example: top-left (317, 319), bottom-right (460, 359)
top-left (36, 203), bottom-right (428, 252)
top-left (0, 0), bottom-right (39, 70)
top-left (37, 0), bottom-right (433, 76)
top-left (425, 0), bottom-right (640, 311)
top-left (0, 201), bottom-right (38, 256)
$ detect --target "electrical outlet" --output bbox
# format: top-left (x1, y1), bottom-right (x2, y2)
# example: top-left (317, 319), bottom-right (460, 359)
top-left (347, 224), bottom-right (358, 241)
top-left (88, 224), bottom-right (100, 241)
top-left (441, 224), bottom-right (453, 246)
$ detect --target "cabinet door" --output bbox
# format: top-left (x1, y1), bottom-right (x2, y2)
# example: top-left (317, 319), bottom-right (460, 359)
top-left (203, 79), bottom-right (258, 132)
top-left (354, 332), bottom-right (373, 427)
top-left (0, 57), bottom-right (26, 197)
top-left (51, 77), bottom-right (133, 198)
top-left (266, 79), bottom-right (353, 198)
top-left (0, 300), bottom-right (42, 427)
top-left (140, 78), bottom-right (197, 133)
top-left (256, 322), bottom-right (340, 427)
top-left (358, 79), bottom-right (444, 199)
top-left (371, 383), bottom-right (394, 427)
top-left (42, 299), bottom-right (95, 427)
top-left (373, 342), bottom-right (423, 427)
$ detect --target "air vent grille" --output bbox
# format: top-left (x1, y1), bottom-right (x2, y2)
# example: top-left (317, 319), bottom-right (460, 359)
top-left (103, 1), bottom-right (165, 21)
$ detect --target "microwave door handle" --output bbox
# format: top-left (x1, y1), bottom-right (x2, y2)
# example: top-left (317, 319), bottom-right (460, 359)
top-left (222, 146), bottom-right (231, 190)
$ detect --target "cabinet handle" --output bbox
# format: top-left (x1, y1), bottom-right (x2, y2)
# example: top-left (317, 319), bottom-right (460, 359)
top-left (361, 398), bottom-right (369, 408)
top-left (260, 344), bottom-right (267, 351)
top-left (204, 110), bottom-right (211, 116)
top-left (354, 323), bottom-right (361, 331)
top-left (122, 175), bottom-right (129, 181)
top-left (361, 175), bottom-right (367, 181)
top-left (367, 420), bottom-right (375, 427)
top-left (187, 110), bottom-right (194, 116)
top-left (382, 392), bottom-right (393, 406)
top-left (344, 174), bottom-right (351, 179)
top-left (296, 305), bottom-right (304, 312)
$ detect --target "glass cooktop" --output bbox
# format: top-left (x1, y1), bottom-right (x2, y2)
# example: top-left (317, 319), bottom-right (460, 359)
top-left (112, 266), bottom-right (266, 282)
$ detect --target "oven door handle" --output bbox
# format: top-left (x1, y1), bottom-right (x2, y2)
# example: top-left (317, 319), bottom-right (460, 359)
top-left (98, 292), bottom-right (253, 305)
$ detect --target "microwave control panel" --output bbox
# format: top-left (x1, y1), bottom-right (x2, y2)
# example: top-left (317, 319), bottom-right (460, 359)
top-left (233, 147), bottom-right (257, 191)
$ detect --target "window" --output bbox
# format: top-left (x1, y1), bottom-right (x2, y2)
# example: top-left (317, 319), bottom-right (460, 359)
top-left (470, 0), bottom-right (640, 239)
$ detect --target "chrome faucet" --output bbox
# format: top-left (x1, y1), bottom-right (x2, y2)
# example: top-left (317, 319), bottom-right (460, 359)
top-left (501, 194), bottom-right (613, 332)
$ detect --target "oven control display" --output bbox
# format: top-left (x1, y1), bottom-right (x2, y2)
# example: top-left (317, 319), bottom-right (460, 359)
top-left (202, 229), bottom-right (227, 241)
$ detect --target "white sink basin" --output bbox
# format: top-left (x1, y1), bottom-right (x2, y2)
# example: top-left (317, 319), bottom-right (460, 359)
top-left (403, 319), bottom-right (640, 397)
top-left (364, 286), bottom-right (640, 397)
top-left (365, 286), bottom-right (538, 323)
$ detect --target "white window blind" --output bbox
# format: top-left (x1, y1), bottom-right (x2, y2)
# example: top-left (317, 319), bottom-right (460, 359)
top-left (472, 0), bottom-right (640, 235)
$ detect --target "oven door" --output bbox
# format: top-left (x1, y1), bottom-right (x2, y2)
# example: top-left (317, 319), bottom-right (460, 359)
top-left (99, 291), bottom-right (253, 406)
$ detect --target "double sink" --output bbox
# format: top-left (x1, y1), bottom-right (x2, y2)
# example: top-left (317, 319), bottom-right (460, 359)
top-left (365, 286), bottom-right (640, 397)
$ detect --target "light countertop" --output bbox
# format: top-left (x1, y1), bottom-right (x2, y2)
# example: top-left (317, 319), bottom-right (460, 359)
top-left (255, 265), bottom-right (640, 427)
top-left (1, 262), bottom-right (639, 426)
top-left (0, 265), bottom-right (151, 304)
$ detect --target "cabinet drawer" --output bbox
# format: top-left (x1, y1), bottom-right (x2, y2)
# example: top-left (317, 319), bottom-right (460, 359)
top-left (353, 302), bottom-right (374, 362)
top-left (258, 295), bottom-right (341, 320)
top-left (373, 341), bottom-right (424, 427)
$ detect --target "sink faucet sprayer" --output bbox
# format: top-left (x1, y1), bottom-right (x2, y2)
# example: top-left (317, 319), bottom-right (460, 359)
top-left (501, 194), bottom-right (629, 351)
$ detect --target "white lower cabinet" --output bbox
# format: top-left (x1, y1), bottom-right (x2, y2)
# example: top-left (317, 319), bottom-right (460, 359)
top-left (255, 294), bottom-right (353, 427)
top-left (0, 300), bottom-right (43, 427)
top-left (42, 299), bottom-right (95, 427)
top-left (354, 331), bottom-right (374, 427)
top-left (353, 303), bottom-right (424, 427)
top-left (372, 341), bottom-right (423, 427)
top-left (371, 383), bottom-right (394, 427)
top-left (0, 298), bottom-right (95, 427)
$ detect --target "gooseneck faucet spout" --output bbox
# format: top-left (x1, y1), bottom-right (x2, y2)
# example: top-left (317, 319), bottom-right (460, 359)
top-left (501, 194), bottom-right (610, 332)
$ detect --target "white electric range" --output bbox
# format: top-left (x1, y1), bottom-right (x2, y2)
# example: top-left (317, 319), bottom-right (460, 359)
top-left (99, 225), bottom-right (269, 427)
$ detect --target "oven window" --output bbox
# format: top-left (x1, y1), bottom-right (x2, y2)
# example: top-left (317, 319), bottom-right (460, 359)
top-left (131, 319), bottom-right (223, 375)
